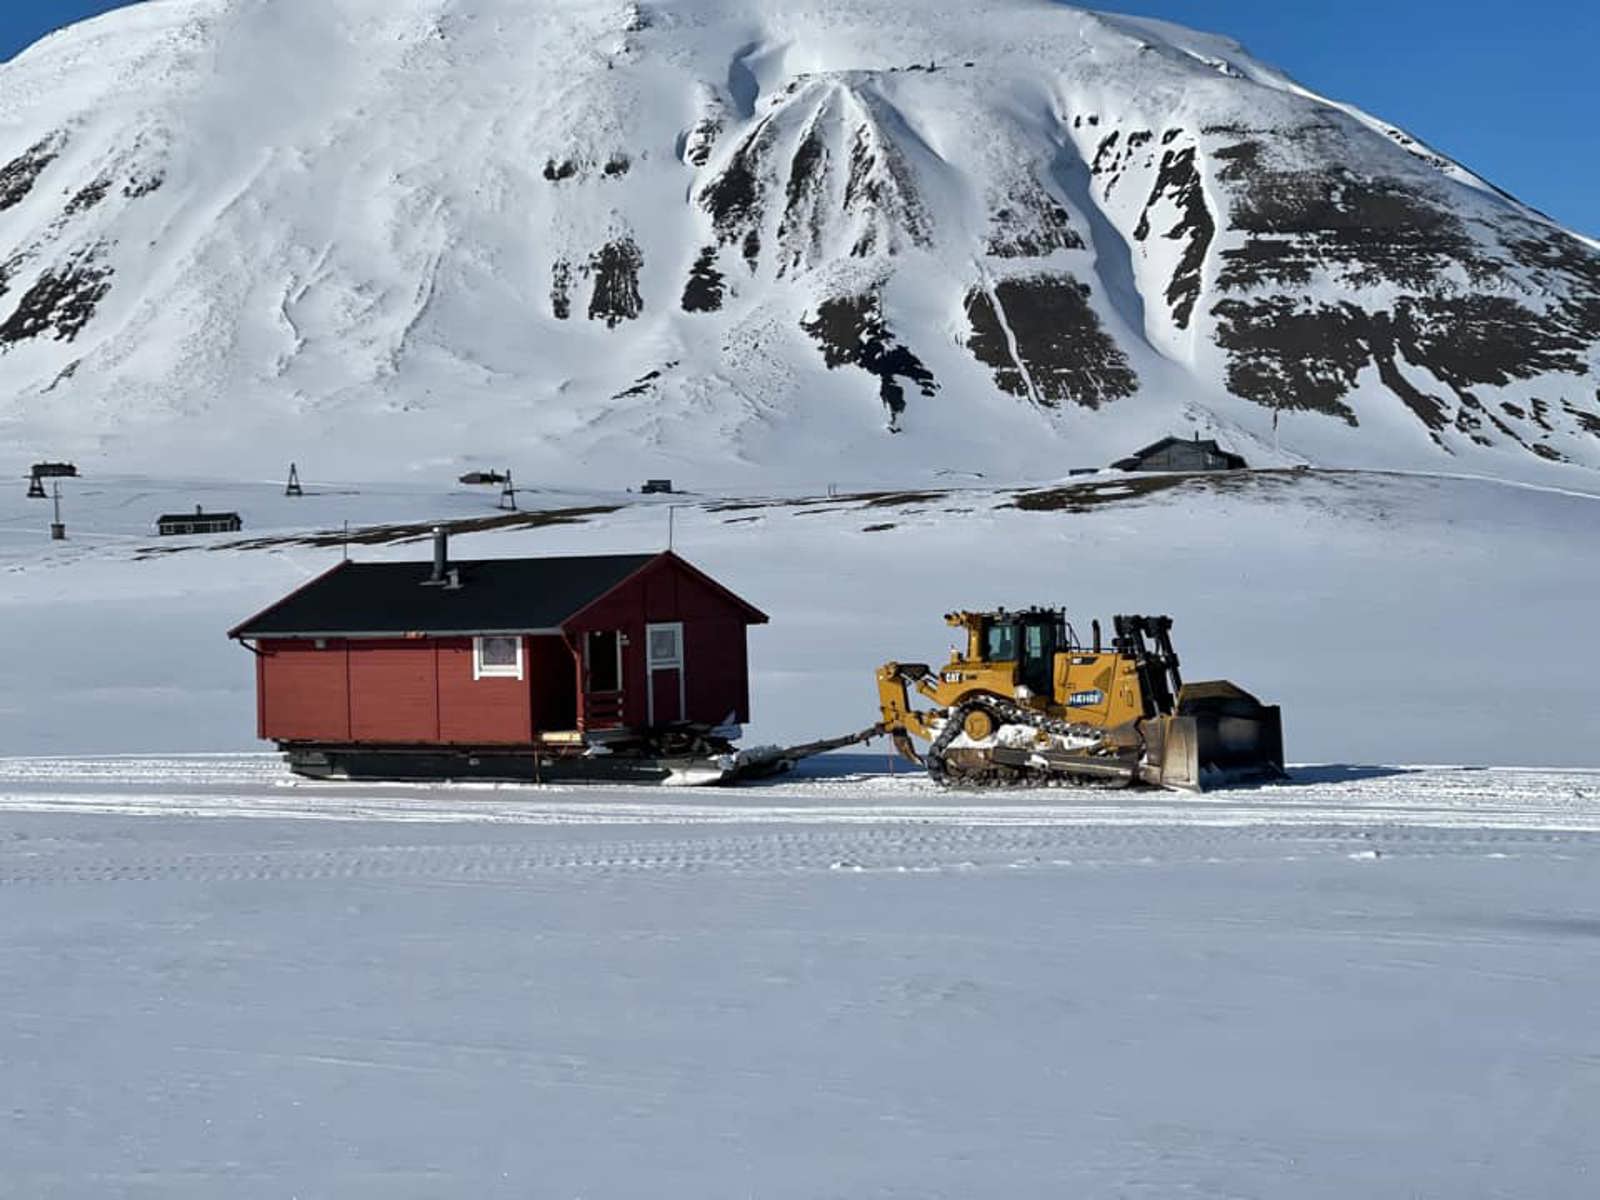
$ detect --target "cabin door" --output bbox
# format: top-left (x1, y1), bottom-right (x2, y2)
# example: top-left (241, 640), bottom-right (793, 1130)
top-left (583, 630), bottom-right (624, 729)
top-left (646, 622), bottom-right (684, 726)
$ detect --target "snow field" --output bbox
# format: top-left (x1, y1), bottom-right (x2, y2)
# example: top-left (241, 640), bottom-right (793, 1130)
top-left (2, 755), bottom-right (1600, 834)
top-left (2, 798), bottom-right (1597, 1197)
top-left (2, 465), bottom-right (1598, 1196)
top-left (2, 6), bottom-right (1598, 1190)
top-left (2, 467), bottom-right (1597, 768)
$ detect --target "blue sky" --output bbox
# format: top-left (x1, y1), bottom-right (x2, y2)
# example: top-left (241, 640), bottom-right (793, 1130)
top-left (3, 0), bottom-right (1595, 235)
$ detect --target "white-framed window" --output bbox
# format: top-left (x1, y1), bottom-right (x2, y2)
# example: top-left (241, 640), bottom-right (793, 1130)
top-left (647, 622), bottom-right (683, 669)
top-left (473, 635), bottom-right (524, 680)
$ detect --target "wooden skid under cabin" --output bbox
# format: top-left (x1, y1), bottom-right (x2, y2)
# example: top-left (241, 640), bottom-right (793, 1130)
top-left (228, 535), bottom-right (768, 779)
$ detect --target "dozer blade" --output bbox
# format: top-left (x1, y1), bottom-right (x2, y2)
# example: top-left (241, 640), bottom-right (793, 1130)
top-left (1143, 681), bottom-right (1286, 791)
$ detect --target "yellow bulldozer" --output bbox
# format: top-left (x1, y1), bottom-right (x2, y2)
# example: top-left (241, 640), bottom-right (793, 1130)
top-left (877, 609), bottom-right (1284, 790)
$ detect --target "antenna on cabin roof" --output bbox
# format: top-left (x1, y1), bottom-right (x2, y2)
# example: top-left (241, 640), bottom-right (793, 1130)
top-left (285, 462), bottom-right (303, 497)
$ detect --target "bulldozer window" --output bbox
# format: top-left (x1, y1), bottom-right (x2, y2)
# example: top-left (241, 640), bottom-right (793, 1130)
top-left (1020, 622), bottom-right (1054, 695)
top-left (984, 622), bottom-right (1017, 661)
top-left (1024, 623), bottom-right (1047, 662)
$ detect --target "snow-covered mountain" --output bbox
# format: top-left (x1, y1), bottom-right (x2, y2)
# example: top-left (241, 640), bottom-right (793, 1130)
top-left (1, 0), bottom-right (1597, 486)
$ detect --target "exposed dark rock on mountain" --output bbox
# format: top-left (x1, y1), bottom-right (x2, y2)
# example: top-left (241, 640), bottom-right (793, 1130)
top-left (966, 277), bottom-right (1138, 410)
top-left (681, 247), bottom-right (726, 312)
top-left (586, 238), bottom-right (644, 327)
top-left (0, 246), bottom-right (112, 348)
top-left (0, 0), bottom-right (1594, 480)
top-left (0, 135), bottom-right (62, 211)
top-left (1132, 144), bottom-right (1211, 329)
top-left (803, 293), bottom-right (936, 429)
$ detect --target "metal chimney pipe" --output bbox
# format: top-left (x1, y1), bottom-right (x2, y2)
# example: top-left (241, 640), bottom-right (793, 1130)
top-left (431, 526), bottom-right (447, 583)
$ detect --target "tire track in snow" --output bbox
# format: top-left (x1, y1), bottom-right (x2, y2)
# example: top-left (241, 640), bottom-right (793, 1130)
top-left (2, 821), bottom-right (1594, 887)
top-left (1, 757), bottom-right (1598, 838)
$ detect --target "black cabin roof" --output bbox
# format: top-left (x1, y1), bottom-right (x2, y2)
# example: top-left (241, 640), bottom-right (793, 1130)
top-left (1127, 435), bottom-right (1223, 457)
top-left (229, 551), bottom-right (766, 639)
top-left (158, 510), bottom-right (240, 523)
top-left (1113, 436), bottom-right (1246, 468)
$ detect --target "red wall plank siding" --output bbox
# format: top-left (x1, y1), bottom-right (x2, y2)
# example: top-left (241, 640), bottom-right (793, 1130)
top-left (684, 618), bottom-right (749, 725)
top-left (259, 639), bottom-right (351, 742)
top-left (436, 637), bottom-right (533, 744)
top-left (649, 667), bottom-right (683, 724)
top-left (528, 636), bottom-right (578, 732)
top-left (571, 559), bottom-right (754, 728)
top-left (623, 619), bottom-right (648, 729)
top-left (251, 555), bottom-right (760, 746)
top-left (349, 641), bottom-right (440, 743)
top-left (644, 569), bottom-right (678, 622)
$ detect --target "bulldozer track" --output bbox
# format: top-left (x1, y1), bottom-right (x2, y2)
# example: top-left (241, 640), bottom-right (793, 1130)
top-left (925, 696), bottom-right (1134, 789)
top-left (3, 820), bottom-right (1595, 887)
top-left (2, 758), bottom-right (1598, 839)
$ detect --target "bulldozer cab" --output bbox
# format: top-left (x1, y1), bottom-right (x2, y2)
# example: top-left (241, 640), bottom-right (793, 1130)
top-left (973, 610), bottom-right (1068, 698)
top-left (880, 608), bottom-right (1286, 791)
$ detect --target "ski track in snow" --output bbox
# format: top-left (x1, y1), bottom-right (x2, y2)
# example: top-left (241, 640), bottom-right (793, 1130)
top-left (2, 756), bottom-right (1597, 887)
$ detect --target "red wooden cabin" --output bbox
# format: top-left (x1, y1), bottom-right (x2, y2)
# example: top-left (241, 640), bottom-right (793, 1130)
top-left (228, 532), bottom-right (768, 777)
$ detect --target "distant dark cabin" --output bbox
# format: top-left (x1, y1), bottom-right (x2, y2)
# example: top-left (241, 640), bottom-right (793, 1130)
top-left (227, 535), bottom-right (768, 753)
top-left (1113, 436), bottom-right (1247, 473)
top-left (158, 506), bottom-right (243, 535)
top-left (28, 461), bottom-right (78, 497)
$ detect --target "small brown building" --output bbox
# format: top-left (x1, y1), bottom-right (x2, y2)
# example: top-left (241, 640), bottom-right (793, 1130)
top-left (1113, 436), bottom-right (1247, 473)
top-left (228, 535), bottom-right (768, 759)
top-left (159, 506), bottom-right (243, 535)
